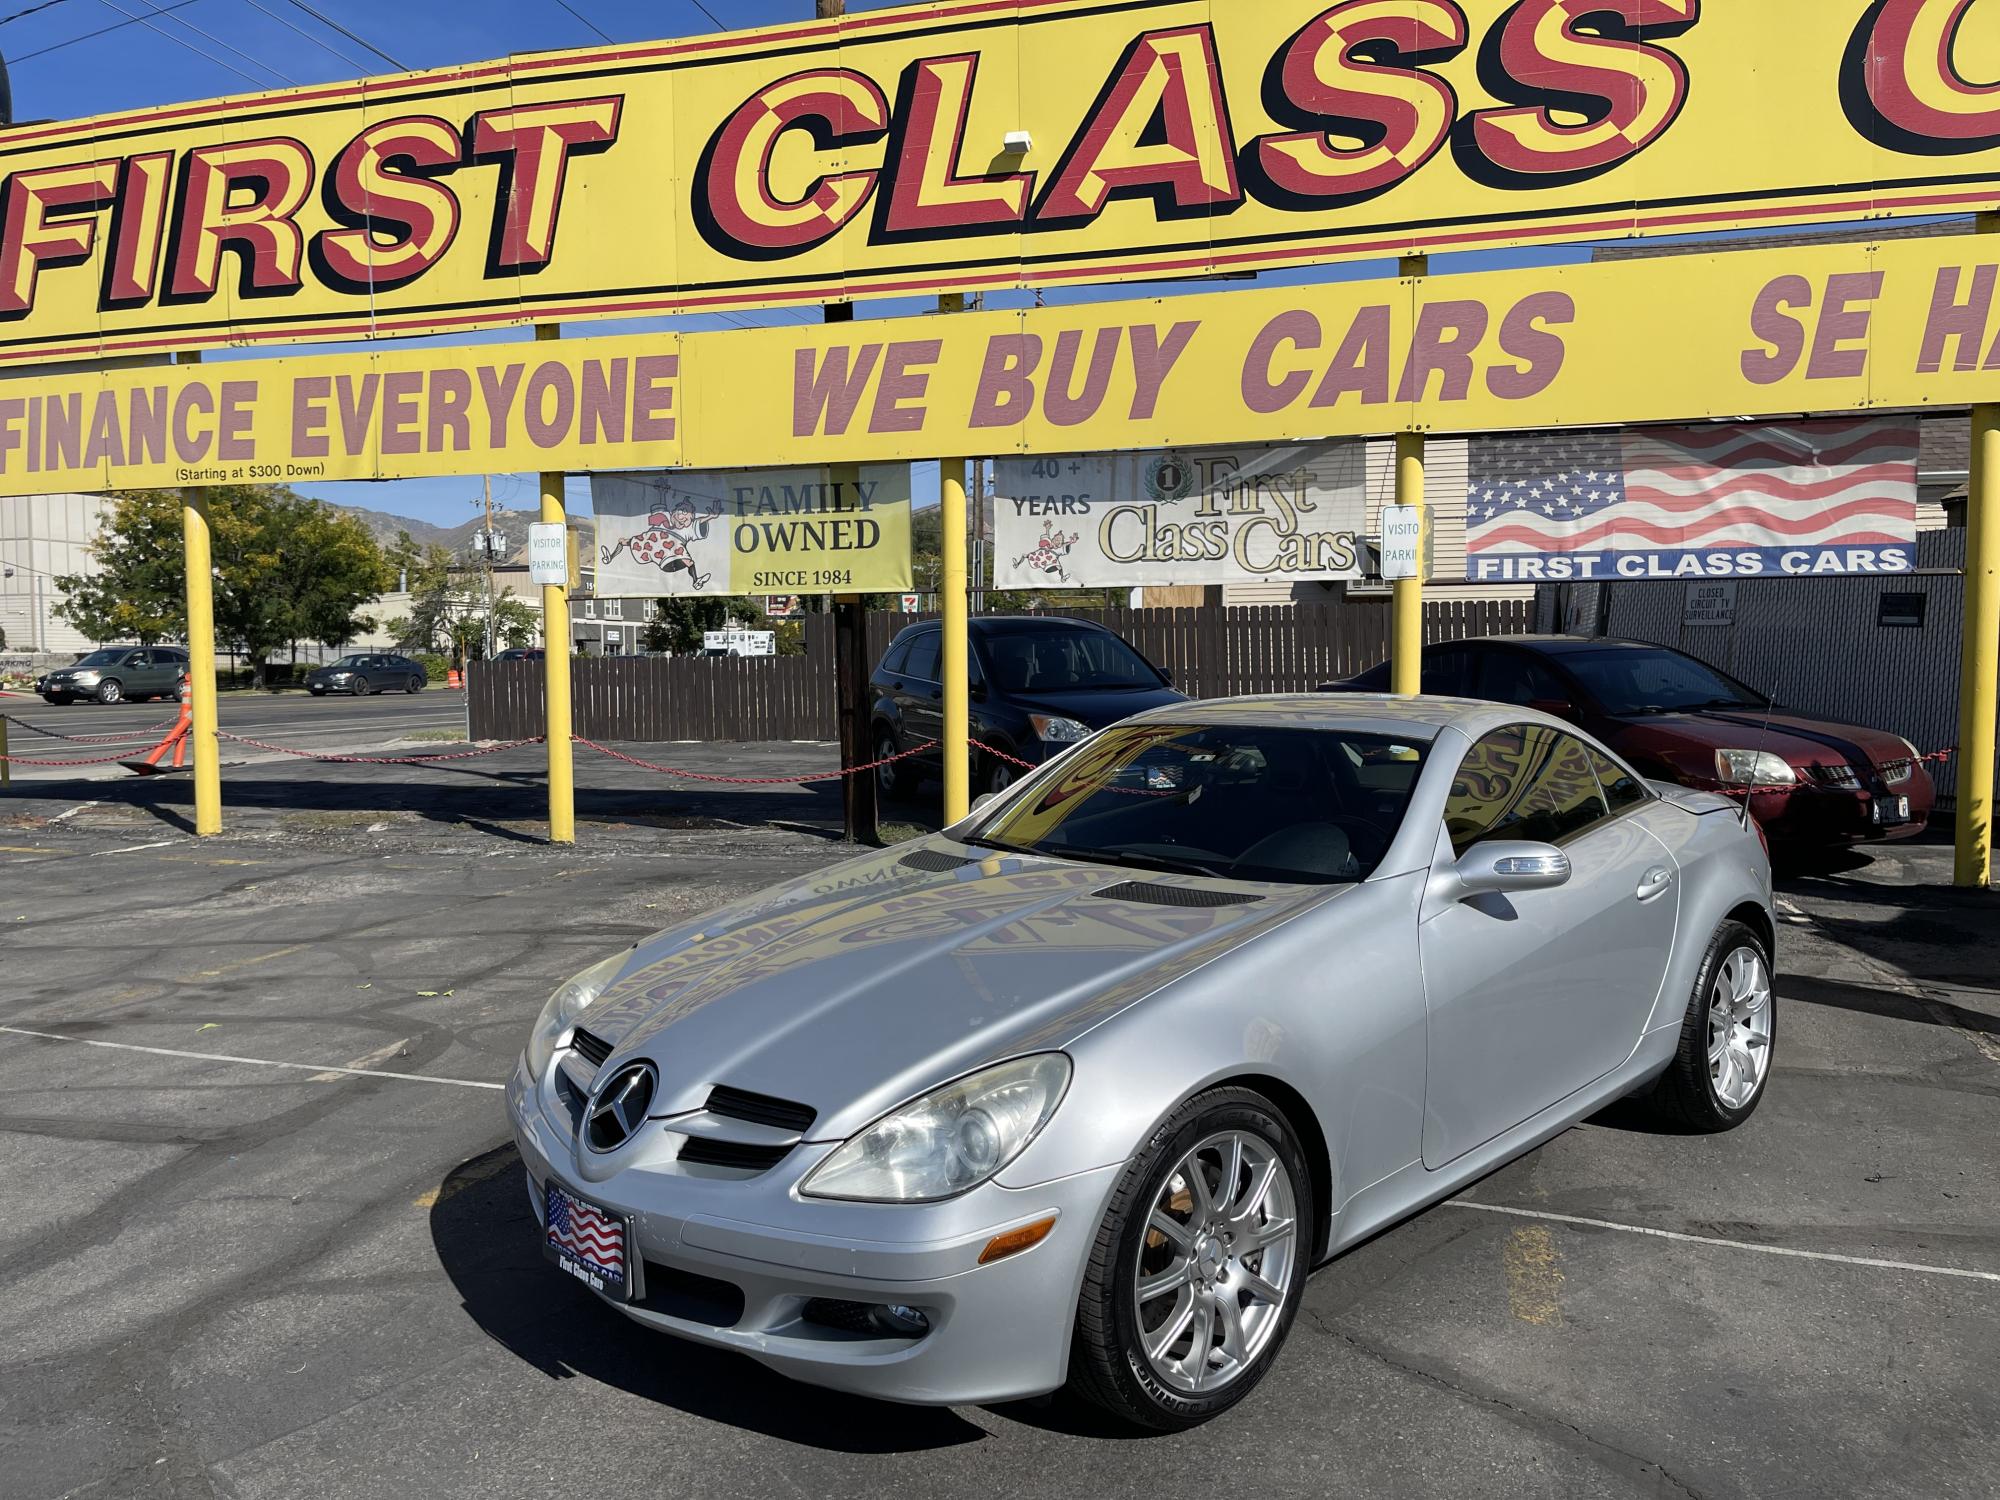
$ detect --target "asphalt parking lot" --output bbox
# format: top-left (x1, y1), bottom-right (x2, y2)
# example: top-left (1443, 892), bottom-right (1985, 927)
top-left (1, 758), bottom-right (1995, 1500)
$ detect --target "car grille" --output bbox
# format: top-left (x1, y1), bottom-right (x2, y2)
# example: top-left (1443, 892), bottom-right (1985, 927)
top-left (705, 1084), bottom-right (816, 1133)
top-left (635, 1262), bottom-right (745, 1327)
top-left (1880, 758), bottom-right (1915, 786)
top-left (570, 1027), bottom-right (614, 1068)
top-left (1805, 763), bottom-right (1862, 789)
top-left (899, 849), bottom-right (972, 873)
top-left (1092, 881), bottom-right (1265, 908)
top-left (677, 1137), bottom-right (796, 1171)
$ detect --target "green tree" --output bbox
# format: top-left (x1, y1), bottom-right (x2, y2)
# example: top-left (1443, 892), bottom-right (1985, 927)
top-left (390, 542), bottom-right (468, 658)
top-left (640, 596), bottom-right (758, 655)
top-left (493, 594), bottom-right (541, 652)
top-left (56, 488), bottom-right (391, 683)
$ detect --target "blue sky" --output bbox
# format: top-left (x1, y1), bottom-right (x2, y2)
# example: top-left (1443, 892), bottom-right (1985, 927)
top-left (0, 0), bottom-right (1890, 527)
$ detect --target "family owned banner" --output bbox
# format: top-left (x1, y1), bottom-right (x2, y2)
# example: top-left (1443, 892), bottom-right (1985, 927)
top-left (992, 444), bottom-right (1366, 591)
top-left (591, 467), bottom-right (913, 599)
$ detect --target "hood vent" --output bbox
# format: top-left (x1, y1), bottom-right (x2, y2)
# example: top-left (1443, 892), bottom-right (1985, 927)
top-left (569, 1027), bottom-right (614, 1069)
top-left (678, 1137), bottom-right (795, 1172)
top-left (705, 1084), bottom-right (817, 1135)
top-left (899, 849), bottom-right (973, 874)
top-left (1091, 882), bottom-right (1265, 909)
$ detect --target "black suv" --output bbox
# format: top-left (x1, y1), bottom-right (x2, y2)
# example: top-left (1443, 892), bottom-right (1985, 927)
top-left (305, 654), bottom-right (429, 696)
top-left (871, 616), bottom-right (1185, 798)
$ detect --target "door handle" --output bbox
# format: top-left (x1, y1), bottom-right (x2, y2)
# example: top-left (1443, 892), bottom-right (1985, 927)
top-left (1636, 867), bottom-right (1675, 902)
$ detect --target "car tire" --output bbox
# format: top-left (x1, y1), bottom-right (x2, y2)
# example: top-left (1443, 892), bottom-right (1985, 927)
top-left (95, 679), bottom-right (124, 705)
top-left (982, 750), bottom-right (1021, 799)
top-left (351, 676), bottom-right (370, 697)
top-left (875, 729), bottom-right (916, 798)
top-left (1641, 919), bottom-right (1775, 1133)
top-left (1066, 1086), bottom-right (1314, 1432)
top-left (406, 675), bottom-right (423, 694)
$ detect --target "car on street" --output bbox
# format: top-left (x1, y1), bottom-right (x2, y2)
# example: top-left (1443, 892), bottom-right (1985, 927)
top-left (509, 695), bottom-right (1774, 1429)
top-left (871, 615), bottom-right (1186, 798)
top-left (494, 648), bottom-right (546, 663)
top-left (305, 654), bottom-right (429, 696)
top-left (1325, 637), bottom-right (1933, 848)
top-left (38, 646), bottom-right (189, 705)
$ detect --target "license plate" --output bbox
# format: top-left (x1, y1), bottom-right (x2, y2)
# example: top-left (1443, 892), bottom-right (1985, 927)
top-left (542, 1180), bottom-right (632, 1300)
top-left (1874, 795), bottom-right (1912, 826)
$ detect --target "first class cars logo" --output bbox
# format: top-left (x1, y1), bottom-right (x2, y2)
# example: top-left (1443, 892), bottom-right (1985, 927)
top-left (585, 1063), bottom-right (657, 1153)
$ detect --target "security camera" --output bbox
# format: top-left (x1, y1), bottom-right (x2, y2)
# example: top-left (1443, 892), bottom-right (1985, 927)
top-left (1002, 130), bottom-right (1033, 155)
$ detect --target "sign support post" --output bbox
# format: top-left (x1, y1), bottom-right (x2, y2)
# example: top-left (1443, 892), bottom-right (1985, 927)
top-left (940, 293), bottom-right (971, 824)
top-left (1959, 286), bottom-right (1998, 887)
top-left (1391, 257), bottom-right (1428, 697)
top-left (537, 325), bottom-right (577, 846)
top-left (176, 351), bottom-right (222, 836)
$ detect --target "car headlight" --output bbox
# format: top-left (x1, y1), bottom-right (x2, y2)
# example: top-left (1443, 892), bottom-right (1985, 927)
top-left (1029, 714), bottom-right (1090, 744)
top-left (71, 670), bottom-right (101, 684)
top-left (524, 950), bottom-right (630, 1077)
top-left (1715, 749), bottom-right (1797, 787)
top-left (801, 1053), bottom-right (1072, 1203)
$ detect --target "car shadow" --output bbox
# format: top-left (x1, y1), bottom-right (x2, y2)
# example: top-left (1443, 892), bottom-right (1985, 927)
top-left (428, 1142), bottom-right (988, 1454)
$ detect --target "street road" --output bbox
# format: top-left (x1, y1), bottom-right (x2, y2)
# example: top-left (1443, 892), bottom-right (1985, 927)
top-left (0, 690), bottom-right (467, 781)
top-left (0, 801), bottom-right (1992, 1500)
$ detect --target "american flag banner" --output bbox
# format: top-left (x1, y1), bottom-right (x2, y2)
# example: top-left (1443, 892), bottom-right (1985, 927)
top-left (1465, 418), bottom-right (1919, 584)
top-left (546, 1184), bottom-right (626, 1285)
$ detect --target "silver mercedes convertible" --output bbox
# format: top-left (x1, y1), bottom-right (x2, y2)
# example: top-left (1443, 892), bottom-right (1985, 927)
top-left (507, 695), bottom-right (1774, 1429)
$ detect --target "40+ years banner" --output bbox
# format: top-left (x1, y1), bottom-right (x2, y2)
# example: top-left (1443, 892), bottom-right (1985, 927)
top-left (8, 1), bottom-right (2000, 365)
top-left (591, 468), bottom-right (913, 599)
top-left (993, 444), bottom-right (1366, 591)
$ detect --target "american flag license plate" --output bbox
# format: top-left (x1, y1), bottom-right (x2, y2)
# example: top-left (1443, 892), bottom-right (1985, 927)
top-left (543, 1181), bottom-right (631, 1300)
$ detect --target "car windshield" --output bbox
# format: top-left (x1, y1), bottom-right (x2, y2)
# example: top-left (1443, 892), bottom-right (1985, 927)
top-left (969, 723), bottom-right (1428, 885)
top-left (981, 625), bottom-right (1161, 693)
top-left (72, 650), bottom-right (124, 667)
top-left (329, 656), bottom-right (367, 669)
top-left (1564, 648), bottom-right (1764, 715)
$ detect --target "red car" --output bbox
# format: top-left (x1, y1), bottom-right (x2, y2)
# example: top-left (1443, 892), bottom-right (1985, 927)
top-left (1328, 637), bottom-right (1933, 848)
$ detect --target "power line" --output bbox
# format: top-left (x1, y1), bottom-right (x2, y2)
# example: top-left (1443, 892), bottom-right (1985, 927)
top-left (0, 0), bottom-right (72, 27)
top-left (236, 0), bottom-right (367, 73)
top-left (277, 0), bottom-right (404, 71)
top-left (9, 0), bottom-right (192, 61)
top-left (93, 0), bottom-right (276, 87)
top-left (683, 0), bottom-right (723, 31)
top-left (549, 0), bottom-right (611, 44)
top-left (113, 0), bottom-right (297, 85)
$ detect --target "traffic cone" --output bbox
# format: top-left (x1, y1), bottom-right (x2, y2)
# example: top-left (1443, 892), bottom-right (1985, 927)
top-left (123, 695), bottom-right (193, 777)
top-left (447, 668), bottom-right (463, 689)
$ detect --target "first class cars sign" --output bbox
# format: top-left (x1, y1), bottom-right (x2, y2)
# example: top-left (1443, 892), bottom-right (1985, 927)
top-left (6, 0), bottom-right (2000, 364)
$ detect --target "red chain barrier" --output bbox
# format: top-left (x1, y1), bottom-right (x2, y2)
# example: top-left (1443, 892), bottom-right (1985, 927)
top-left (215, 732), bottom-right (545, 765)
top-left (1, 711), bottom-right (181, 744)
top-left (575, 736), bottom-right (938, 784)
top-left (969, 737), bottom-right (1040, 771)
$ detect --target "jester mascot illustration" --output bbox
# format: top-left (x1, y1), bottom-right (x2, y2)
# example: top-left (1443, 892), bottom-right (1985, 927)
top-left (603, 497), bottom-right (714, 592)
top-left (1013, 519), bottom-right (1081, 583)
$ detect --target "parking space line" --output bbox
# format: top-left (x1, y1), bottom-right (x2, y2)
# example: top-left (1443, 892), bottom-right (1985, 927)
top-left (0, 1025), bottom-right (504, 1090)
top-left (1449, 1201), bottom-right (2000, 1284)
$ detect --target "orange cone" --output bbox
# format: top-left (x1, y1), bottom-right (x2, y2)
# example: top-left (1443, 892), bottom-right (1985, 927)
top-left (123, 696), bottom-right (193, 777)
top-left (447, 668), bottom-right (462, 689)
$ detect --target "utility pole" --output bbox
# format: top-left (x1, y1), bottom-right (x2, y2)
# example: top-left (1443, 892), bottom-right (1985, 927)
top-left (817, 0), bottom-right (880, 846)
top-left (479, 474), bottom-right (499, 662)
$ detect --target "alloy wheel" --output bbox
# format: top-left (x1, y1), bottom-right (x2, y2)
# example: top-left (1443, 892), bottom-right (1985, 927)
top-left (1708, 946), bottom-right (1773, 1109)
top-left (1133, 1130), bottom-right (1298, 1395)
top-left (875, 736), bottom-right (900, 796)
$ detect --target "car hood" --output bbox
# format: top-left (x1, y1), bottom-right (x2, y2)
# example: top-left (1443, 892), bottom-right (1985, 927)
top-left (1604, 708), bottom-right (1913, 770)
top-left (575, 841), bottom-right (1335, 1140)
top-left (1005, 683), bottom-right (1188, 729)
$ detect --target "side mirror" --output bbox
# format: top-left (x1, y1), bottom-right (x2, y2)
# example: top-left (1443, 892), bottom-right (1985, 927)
top-left (1450, 841), bottom-right (1571, 899)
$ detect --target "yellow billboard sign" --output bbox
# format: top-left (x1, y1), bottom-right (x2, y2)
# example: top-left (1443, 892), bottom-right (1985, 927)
top-left (6, 1), bottom-right (2000, 365)
top-left (4, 231), bottom-right (1999, 498)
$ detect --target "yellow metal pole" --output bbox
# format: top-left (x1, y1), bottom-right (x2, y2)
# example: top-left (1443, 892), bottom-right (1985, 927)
top-left (1391, 254), bottom-right (1429, 698)
top-left (1391, 256), bottom-right (1428, 697)
top-left (537, 325), bottom-right (577, 846)
top-left (176, 351), bottom-right (222, 835)
top-left (940, 293), bottom-right (971, 822)
top-left (1957, 401), bottom-right (1998, 888)
top-left (1, 711), bottom-right (10, 787)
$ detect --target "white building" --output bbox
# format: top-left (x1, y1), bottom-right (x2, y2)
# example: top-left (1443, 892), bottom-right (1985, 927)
top-left (0, 492), bottom-right (111, 659)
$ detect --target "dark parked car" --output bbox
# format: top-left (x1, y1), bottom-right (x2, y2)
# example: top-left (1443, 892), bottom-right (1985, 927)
top-left (39, 646), bottom-right (189, 705)
top-left (871, 616), bottom-right (1186, 798)
top-left (306, 654), bottom-right (428, 697)
top-left (1326, 636), bottom-right (1933, 847)
top-left (493, 648), bottom-right (546, 663)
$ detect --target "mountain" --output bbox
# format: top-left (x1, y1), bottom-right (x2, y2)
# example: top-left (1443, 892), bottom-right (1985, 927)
top-left (334, 503), bottom-right (544, 558)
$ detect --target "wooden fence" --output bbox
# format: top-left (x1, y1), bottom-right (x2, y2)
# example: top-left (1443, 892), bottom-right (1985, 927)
top-left (468, 598), bottom-right (1533, 743)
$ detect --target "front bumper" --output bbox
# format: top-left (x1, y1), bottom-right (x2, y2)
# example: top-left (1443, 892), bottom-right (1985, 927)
top-left (1746, 773), bottom-right (1935, 845)
top-left (506, 1052), bottom-right (1120, 1407)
